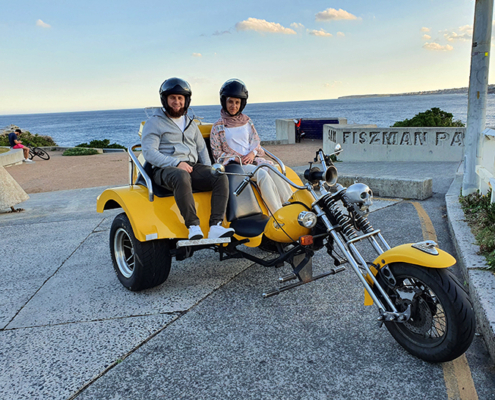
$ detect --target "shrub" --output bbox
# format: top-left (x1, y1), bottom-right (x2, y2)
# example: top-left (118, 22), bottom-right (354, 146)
top-left (459, 190), bottom-right (495, 271)
top-left (392, 108), bottom-right (465, 127)
top-left (75, 139), bottom-right (126, 149)
top-left (0, 130), bottom-right (57, 147)
top-left (63, 148), bottom-right (99, 156)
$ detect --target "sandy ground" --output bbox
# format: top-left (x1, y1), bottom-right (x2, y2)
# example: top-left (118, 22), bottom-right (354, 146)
top-left (5, 140), bottom-right (323, 194)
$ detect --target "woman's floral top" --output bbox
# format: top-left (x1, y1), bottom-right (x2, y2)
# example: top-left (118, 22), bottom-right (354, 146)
top-left (210, 118), bottom-right (273, 165)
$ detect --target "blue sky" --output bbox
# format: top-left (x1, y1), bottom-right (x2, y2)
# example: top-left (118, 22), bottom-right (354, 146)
top-left (0, 0), bottom-right (491, 114)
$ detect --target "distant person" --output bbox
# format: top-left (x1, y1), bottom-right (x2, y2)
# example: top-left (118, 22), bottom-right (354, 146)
top-left (210, 79), bottom-right (292, 213)
top-left (293, 119), bottom-right (305, 143)
top-left (8, 129), bottom-right (33, 163)
top-left (141, 77), bottom-right (234, 240)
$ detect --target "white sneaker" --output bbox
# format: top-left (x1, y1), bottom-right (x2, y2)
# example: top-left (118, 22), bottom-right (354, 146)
top-left (23, 159), bottom-right (34, 163)
top-left (188, 225), bottom-right (204, 240)
top-left (208, 222), bottom-right (235, 239)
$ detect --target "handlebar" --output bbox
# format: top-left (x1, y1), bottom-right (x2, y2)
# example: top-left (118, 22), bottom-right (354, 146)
top-left (233, 177), bottom-right (251, 197)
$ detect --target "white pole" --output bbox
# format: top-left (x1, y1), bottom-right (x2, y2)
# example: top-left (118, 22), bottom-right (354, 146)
top-left (462, 0), bottom-right (494, 196)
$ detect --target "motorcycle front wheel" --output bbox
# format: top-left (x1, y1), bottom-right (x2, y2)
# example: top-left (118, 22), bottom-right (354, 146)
top-left (380, 263), bottom-right (475, 363)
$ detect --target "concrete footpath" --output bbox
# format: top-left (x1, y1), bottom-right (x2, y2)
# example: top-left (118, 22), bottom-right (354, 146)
top-left (1, 161), bottom-right (494, 399)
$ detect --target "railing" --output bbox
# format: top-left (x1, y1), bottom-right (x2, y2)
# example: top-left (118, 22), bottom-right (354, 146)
top-left (128, 144), bottom-right (154, 202)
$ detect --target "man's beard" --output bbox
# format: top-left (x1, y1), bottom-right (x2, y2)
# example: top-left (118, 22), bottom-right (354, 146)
top-left (167, 107), bottom-right (186, 118)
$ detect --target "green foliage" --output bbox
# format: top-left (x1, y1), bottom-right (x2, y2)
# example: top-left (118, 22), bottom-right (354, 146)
top-left (63, 148), bottom-right (99, 156)
top-left (0, 130), bottom-right (57, 147)
top-left (459, 190), bottom-right (495, 271)
top-left (392, 108), bottom-right (465, 127)
top-left (75, 139), bottom-right (126, 149)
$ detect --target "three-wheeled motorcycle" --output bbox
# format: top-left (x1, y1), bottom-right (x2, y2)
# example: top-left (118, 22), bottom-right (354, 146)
top-left (97, 121), bottom-right (475, 363)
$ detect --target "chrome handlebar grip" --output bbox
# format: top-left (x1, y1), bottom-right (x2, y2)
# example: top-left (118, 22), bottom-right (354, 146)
top-left (234, 178), bottom-right (251, 197)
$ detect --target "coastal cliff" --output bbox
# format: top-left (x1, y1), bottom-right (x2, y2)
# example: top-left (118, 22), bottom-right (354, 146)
top-left (339, 84), bottom-right (495, 99)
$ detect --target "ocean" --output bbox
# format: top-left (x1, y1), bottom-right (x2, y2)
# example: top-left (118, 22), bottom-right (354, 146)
top-left (1, 93), bottom-right (494, 147)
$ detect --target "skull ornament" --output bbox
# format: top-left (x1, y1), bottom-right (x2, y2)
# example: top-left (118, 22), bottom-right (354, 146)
top-left (344, 183), bottom-right (373, 211)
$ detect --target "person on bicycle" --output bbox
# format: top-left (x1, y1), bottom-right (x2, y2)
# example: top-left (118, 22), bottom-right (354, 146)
top-left (8, 129), bottom-right (33, 163)
top-left (210, 79), bottom-right (292, 213)
top-left (141, 77), bottom-right (234, 240)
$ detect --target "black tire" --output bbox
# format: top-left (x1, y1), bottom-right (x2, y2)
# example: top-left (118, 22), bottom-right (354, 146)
top-left (109, 212), bottom-right (172, 291)
top-left (34, 148), bottom-right (50, 160)
top-left (28, 148), bottom-right (35, 160)
top-left (379, 263), bottom-right (475, 363)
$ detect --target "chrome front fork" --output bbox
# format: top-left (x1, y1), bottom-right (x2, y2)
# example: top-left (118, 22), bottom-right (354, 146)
top-left (312, 198), bottom-right (403, 319)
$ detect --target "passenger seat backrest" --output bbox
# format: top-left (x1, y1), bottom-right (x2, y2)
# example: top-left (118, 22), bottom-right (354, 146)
top-left (225, 163), bottom-right (263, 222)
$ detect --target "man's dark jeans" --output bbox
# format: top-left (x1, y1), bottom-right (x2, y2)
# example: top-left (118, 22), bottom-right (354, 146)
top-left (153, 163), bottom-right (229, 228)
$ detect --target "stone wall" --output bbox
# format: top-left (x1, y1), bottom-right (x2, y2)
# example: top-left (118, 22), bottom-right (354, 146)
top-left (0, 148), bottom-right (23, 167)
top-left (324, 124), bottom-right (466, 162)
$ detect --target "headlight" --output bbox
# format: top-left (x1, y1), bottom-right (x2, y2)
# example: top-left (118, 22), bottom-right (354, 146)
top-left (297, 211), bottom-right (317, 228)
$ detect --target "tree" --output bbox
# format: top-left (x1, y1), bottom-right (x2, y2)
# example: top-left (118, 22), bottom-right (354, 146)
top-left (392, 108), bottom-right (465, 127)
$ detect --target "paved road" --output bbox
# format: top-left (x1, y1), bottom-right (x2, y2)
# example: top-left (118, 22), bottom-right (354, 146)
top-left (1, 170), bottom-right (494, 399)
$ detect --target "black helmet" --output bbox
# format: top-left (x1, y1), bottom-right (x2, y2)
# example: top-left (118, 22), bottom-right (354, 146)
top-left (220, 79), bottom-right (248, 116)
top-left (159, 77), bottom-right (192, 115)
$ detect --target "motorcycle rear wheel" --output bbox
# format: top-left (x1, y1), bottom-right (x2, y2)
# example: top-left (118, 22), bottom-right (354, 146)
top-left (380, 263), bottom-right (475, 363)
top-left (110, 212), bottom-right (172, 291)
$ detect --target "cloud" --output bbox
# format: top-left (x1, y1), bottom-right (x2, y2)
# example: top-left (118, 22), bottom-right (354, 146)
top-left (290, 22), bottom-right (304, 30)
top-left (212, 30), bottom-right (231, 36)
top-left (36, 19), bottom-right (51, 28)
top-left (422, 34), bottom-right (431, 40)
top-left (421, 27), bottom-right (430, 32)
top-left (423, 42), bottom-right (453, 51)
top-left (324, 81), bottom-right (342, 88)
top-left (315, 8), bottom-right (360, 21)
top-left (444, 25), bottom-right (473, 41)
top-left (308, 28), bottom-right (332, 37)
top-left (337, 31), bottom-right (345, 37)
top-left (235, 18), bottom-right (296, 34)
top-left (192, 53), bottom-right (202, 57)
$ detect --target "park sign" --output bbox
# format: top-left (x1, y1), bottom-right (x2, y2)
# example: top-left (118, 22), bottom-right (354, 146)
top-left (324, 124), bottom-right (465, 162)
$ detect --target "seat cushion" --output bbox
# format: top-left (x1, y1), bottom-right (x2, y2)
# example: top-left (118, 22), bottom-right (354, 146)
top-left (135, 162), bottom-right (174, 197)
top-left (225, 163), bottom-right (263, 222)
top-left (230, 214), bottom-right (270, 238)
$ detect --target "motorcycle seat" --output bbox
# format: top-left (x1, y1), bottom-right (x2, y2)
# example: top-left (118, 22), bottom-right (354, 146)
top-left (229, 213), bottom-right (270, 238)
top-left (225, 163), bottom-right (269, 237)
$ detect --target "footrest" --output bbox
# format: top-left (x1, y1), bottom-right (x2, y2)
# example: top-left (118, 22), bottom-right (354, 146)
top-left (176, 237), bottom-right (231, 248)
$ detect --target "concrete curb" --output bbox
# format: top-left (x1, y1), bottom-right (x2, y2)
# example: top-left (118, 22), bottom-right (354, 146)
top-left (446, 172), bottom-right (495, 362)
top-left (292, 166), bottom-right (432, 200)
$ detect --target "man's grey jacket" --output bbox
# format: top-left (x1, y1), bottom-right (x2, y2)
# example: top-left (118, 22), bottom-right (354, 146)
top-left (141, 108), bottom-right (211, 168)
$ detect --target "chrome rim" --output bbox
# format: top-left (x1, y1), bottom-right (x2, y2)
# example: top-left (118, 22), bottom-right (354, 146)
top-left (114, 227), bottom-right (135, 278)
top-left (393, 277), bottom-right (447, 345)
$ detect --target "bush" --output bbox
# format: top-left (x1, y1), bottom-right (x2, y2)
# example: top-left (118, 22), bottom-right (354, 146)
top-left (459, 190), bottom-right (495, 271)
top-left (392, 108), bottom-right (465, 127)
top-left (75, 139), bottom-right (126, 149)
top-left (63, 148), bottom-right (99, 156)
top-left (0, 130), bottom-right (57, 147)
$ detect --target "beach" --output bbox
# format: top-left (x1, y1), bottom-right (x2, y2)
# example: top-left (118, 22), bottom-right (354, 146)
top-left (5, 140), bottom-right (323, 194)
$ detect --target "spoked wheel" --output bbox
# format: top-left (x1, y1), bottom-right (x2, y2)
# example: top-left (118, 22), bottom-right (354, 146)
top-left (110, 212), bottom-right (172, 291)
top-left (28, 149), bottom-right (35, 160)
top-left (379, 263), bottom-right (475, 363)
top-left (34, 148), bottom-right (50, 160)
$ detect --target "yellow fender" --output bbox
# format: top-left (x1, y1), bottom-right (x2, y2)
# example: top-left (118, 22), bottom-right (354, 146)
top-left (363, 243), bottom-right (456, 306)
top-left (97, 186), bottom-right (217, 242)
